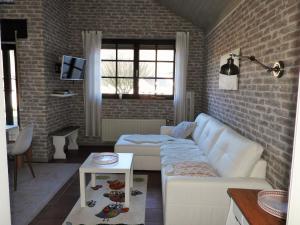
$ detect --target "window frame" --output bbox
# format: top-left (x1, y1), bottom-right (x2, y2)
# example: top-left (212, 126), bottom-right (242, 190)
top-left (1, 43), bottom-right (20, 126)
top-left (101, 39), bottom-right (175, 100)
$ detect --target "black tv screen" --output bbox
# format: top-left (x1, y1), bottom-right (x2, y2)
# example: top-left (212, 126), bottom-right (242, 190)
top-left (60, 55), bottom-right (86, 80)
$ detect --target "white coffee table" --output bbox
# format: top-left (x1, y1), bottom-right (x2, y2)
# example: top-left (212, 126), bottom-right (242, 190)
top-left (79, 153), bottom-right (134, 208)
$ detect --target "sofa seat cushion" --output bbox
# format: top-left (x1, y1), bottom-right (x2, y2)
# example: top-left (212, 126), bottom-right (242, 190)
top-left (161, 148), bottom-right (208, 167)
top-left (207, 129), bottom-right (263, 177)
top-left (123, 134), bottom-right (174, 144)
top-left (115, 135), bottom-right (166, 156)
top-left (160, 139), bottom-right (201, 157)
top-left (165, 161), bottom-right (219, 177)
top-left (164, 138), bottom-right (196, 145)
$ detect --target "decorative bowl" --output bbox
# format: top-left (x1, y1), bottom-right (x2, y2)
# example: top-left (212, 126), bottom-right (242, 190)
top-left (257, 189), bottom-right (288, 219)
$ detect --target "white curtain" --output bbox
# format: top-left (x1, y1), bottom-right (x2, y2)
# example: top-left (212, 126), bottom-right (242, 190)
top-left (174, 32), bottom-right (189, 124)
top-left (82, 31), bottom-right (102, 136)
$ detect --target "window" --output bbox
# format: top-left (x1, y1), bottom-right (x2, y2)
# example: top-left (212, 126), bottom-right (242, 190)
top-left (1, 44), bottom-right (19, 125)
top-left (101, 40), bottom-right (175, 99)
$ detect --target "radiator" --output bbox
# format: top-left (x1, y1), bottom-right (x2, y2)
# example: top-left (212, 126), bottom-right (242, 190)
top-left (102, 119), bottom-right (166, 142)
top-left (186, 91), bottom-right (195, 121)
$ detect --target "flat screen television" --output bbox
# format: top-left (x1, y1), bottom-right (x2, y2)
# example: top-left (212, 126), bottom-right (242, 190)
top-left (60, 55), bottom-right (86, 80)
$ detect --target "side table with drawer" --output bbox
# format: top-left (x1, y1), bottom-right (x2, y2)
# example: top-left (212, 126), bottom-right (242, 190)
top-left (226, 188), bottom-right (286, 225)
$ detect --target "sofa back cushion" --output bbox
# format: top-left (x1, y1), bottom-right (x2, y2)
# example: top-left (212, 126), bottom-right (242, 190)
top-left (192, 113), bottom-right (210, 144)
top-left (197, 119), bottom-right (226, 154)
top-left (207, 129), bottom-right (263, 177)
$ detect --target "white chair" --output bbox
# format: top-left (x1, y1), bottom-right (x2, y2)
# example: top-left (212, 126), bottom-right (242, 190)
top-left (7, 124), bottom-right (35, 191)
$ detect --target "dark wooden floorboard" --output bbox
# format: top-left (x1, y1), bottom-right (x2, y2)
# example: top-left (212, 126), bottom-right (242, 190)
top-left (28, 146), bottom-right (163, 225)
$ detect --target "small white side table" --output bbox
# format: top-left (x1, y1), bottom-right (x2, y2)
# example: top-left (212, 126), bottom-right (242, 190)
top-left (79, 153), bottom-right (134, 208)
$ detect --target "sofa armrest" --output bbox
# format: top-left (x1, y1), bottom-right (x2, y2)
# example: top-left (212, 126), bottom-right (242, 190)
top-left (164, 176), bottom-right (272, 225)
top-left (250, 159), bottom-right (267, 178)
top-left (160, 126), bottom-right (175, 135)
top-left (166, 176), bottom-right (272, 203)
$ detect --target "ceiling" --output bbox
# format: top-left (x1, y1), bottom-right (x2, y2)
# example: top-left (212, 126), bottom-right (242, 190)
top-left (156, 0), bottom-right (241, 32)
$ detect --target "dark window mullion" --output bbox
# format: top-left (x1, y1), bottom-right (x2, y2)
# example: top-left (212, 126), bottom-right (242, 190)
top-left (139, 77), bottom-right (172, 79)
top-left (102, 59), bottom-right (117, 62)
top-left (134, 43), bottom-right (139, 95)
top-left (102, 59), bottom-right (133, 62)
top-left (173, 45), bottom-right (176, 95)
top-left (117, 76), bottom-right (135, 79)
top-left (139, 60), bottom-right (173, 63)
top-left (154, 44), bottom-right (158, 96)
top-left (115, 44), bottom-right (118, 94)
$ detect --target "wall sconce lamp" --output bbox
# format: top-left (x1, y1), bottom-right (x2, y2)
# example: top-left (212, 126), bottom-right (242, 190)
top-left (220, 53), bottom-right (284, 78)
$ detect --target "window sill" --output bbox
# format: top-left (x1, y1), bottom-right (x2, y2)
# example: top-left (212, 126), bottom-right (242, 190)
top-left (102, 94), bottom-right (173, 100)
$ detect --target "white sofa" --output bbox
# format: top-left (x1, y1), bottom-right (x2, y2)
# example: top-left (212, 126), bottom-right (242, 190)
top-left (160, 113), bottom-right (271, 225)
top-left (115, 113), bottom-right (272, 225)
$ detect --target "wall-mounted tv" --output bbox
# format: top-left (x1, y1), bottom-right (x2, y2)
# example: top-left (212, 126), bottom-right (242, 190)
top-left (60, 55), bottom-right (86, 80)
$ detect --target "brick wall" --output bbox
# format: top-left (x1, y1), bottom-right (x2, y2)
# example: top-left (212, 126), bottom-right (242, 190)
top-left (203, 0), bottom-right (300, 188)
top-left (0, 0), bottom-right (50, 161)
top-left (43, 0), bottom-right (73, 158)
top-left (0, 0), bottom-right (72, 161)
top-left (3, 0), bottom-right (297, 189)
top-left (66, 0), bottom-right (206, 144)
top-left (1, 0), bottom-right (205, 157)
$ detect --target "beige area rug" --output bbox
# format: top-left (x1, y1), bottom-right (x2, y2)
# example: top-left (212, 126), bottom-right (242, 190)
top-left (63, 174), bottom-right (147, 225)
top-left (9, 163), bottom-right (80, 225)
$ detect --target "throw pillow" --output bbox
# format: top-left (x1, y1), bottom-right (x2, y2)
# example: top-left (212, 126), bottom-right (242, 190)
top-left (171, 121), bottom-right (196, 139)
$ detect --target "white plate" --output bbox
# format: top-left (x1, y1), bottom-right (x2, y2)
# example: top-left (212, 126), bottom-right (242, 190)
top-left (92, 152), bottom-right (119, 165)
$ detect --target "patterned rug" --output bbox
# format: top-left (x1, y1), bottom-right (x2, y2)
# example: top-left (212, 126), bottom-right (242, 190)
top-left (63, 174), bottom-right (147, 225)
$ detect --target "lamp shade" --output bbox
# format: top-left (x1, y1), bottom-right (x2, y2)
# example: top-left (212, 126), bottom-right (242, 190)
top-left (220, 57), bottom-right (239, 75)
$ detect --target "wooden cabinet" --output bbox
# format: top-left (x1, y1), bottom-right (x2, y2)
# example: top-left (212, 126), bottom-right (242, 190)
top-left (226, 188), bottom-right (286, 225)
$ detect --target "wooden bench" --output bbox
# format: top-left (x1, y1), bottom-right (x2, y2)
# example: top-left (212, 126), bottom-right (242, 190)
top-left (50, 126), bottom-right (79, 159)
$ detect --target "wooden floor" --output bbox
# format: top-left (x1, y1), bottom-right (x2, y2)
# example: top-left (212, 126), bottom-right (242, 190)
top-left (29, 146), bottom-right (163, 225)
